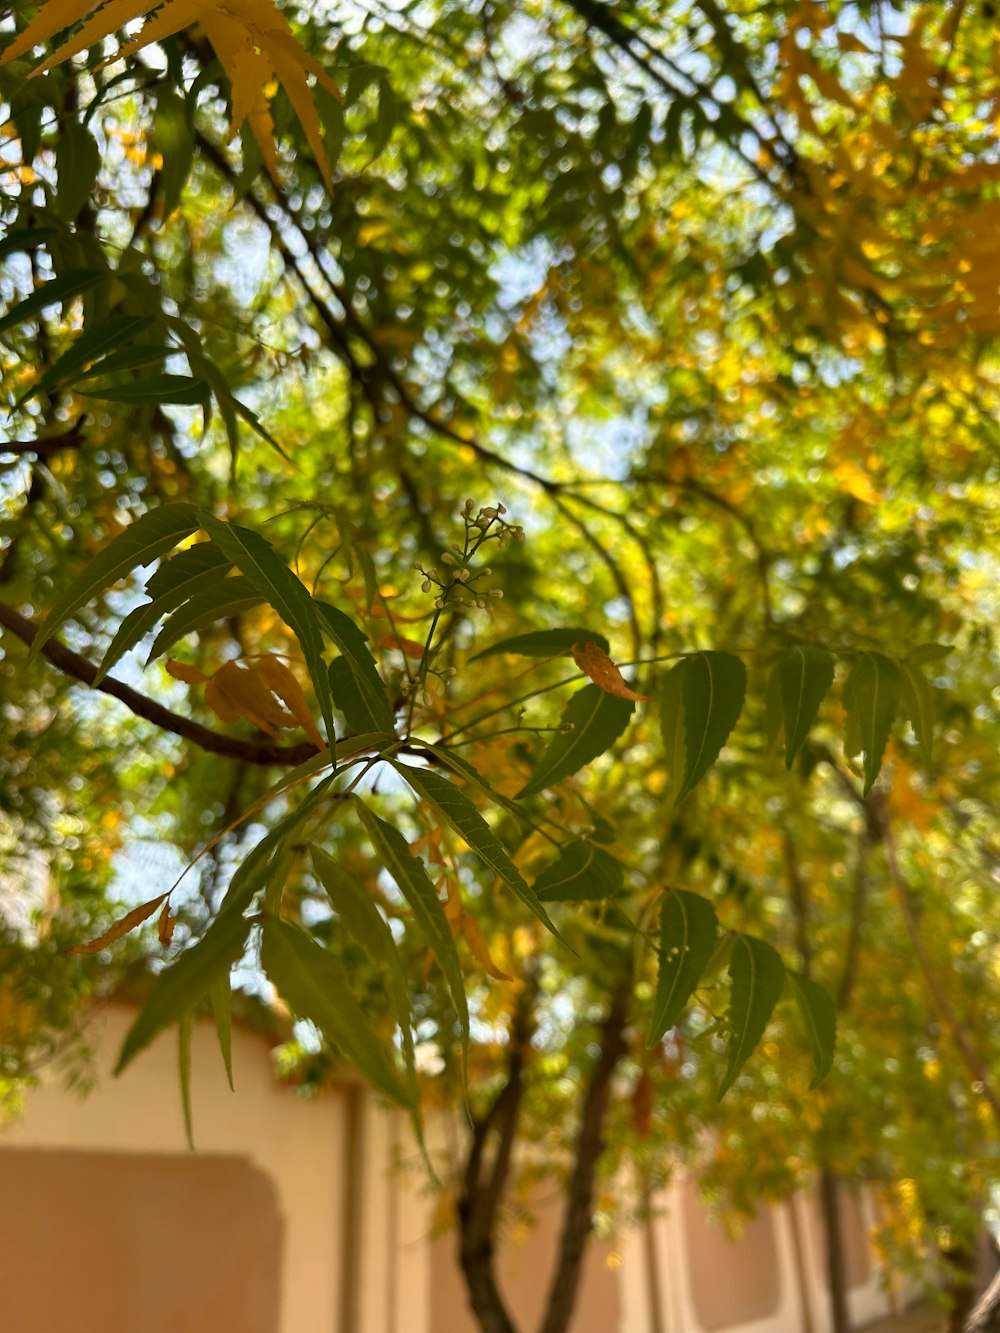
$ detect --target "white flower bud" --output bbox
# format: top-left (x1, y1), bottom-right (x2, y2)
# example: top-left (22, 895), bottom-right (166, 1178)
top-left (441, 552), bottom-right (456, 565)
top-left (497, 503), bottom-right (507, 515)
top-left (481, 506), bottom-right (498, 519)
top-left (421, 580), bottom-right (432, 593)
top-left (490, 589), bottom-right (503, 599)
top-left (457, 568), bottom-right (470, 581)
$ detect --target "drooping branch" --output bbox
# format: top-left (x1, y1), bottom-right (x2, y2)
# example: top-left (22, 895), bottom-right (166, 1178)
top-left (538, 977), bottom-right (631, 1333)
top-left (0, 600), bottom-right (319, 767)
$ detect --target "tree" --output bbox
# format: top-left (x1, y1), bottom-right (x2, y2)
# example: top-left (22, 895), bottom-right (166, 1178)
top-left (3, 2), bottom-right (1000, 1330)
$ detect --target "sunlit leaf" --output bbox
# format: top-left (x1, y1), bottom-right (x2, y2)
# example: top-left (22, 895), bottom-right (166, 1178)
top-left (470, 627), bottom-right (610, 661)
top-left (844, 652), bottom-right (902, 796)
top-left (68, 892), bottom-right (168, 954)
top-left (675, 651), bottom-right (747, 803)
top-left (517, 684), bottom-right (634, 800)
top-left (261, 918), bottom-right (411, 1105)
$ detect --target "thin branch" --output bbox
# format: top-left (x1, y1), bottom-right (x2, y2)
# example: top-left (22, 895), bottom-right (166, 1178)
top-left (0, 430), bottom-right (86, 461)
top-left (0, 600), bottom-right (320, 767)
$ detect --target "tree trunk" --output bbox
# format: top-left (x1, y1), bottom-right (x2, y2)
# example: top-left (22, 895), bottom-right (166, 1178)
top-left (943, 1239), bottom-right (977, 1333)
top-left (818, 1168), bottom-right (851, 1333)
top-left (965, 1268), bottom-right (1000, 1333)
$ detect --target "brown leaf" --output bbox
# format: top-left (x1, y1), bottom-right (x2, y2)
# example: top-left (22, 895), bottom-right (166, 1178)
top-left (210, 660), bottom-right (294, 735)
top-left (460, 914), bottom-right (512, 982)
top-left (166, 659), bottom-right (209, 684)
top-left (375, 634), bottom-right (426, 659)
top-left (254, 654), bottom-right (325, 747)
top-left (158, 900), bottom-right (176, 946)
top-left (572, 641), bottom-right (650, 702)
top-left (69, 893), bottom-right (168, 954)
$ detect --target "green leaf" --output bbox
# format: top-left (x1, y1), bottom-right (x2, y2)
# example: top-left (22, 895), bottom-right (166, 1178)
top-left (17, 314), bottom-right (154, 407)
top-left (146, 576), bottom-right (264, 662)
top-left (115, 909), bottom-right (251, 1075)
top-left (0, 268), bottom-right (106, 337)
top-left (658, 661), bottom-right (687, 800)
top-left (907, 643), bottom-right (952, 668)
top-left (260, 918), bottom-right (410, 1106)
top-left (762, 664), bottom-right (783, 758)
top-left (534, 840), bottom-right (624, 902)
top-left (470, 627), bottom-right (610, 661)
top-left (316, 600), bottom-right (395, 733)
top-left (81, 372), bottom-right (210, 405)
top-left (154, 89), bottom-right (194, 219)
top-left (178, 1013), bottom-right (195, 1150)
top-left (517, 685), bottom-right (634, 800)
top-left (209, 978), bottom-right (234, 1092)
top-left (394, 763), bottom-right (557, 933)
top-left (646, 890), bottom-right (718, 1047)
top-left (95, 542), bottom-right (232, 683)
top-left (198, 515), bottom-right (335, 745)
top-left (28, 503), bottom-right (200, 665)
top-left (719, 934), bottom-right (785, 1098)
top-left (352, 796), bottom-right (469, 1064)
top-left (786, 971), bottom-right (836, 1089)
top-left (55, 119), bottom-right (101, 220)
top-left (75, 342), bottom-right (169, 380)
top-left (899, 660), bottom-right (936, 767)
top-left (776, 645), bottom-right (835, 769)
top-left (675, 651), bottom-right (747, 803)
top-left (844, 652), bottom-right (902, 795)
top-left (310, 846), bottom-right (420, 1132)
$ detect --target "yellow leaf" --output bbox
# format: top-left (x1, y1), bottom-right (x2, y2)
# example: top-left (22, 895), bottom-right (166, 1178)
top-left (1, 0), bottom-right (339, 188)
top-left (209, 660), bottom-right (294, 734)
top-left (166, 659), bottom-right (209, 684)
top-left (68, 893), bottom-right (168, 954)
top-left (254, 654), bottom-right (325, 747)
top-left (460, 914), bottom-right (512, 982)
top-left (158, 900), bottom-right (177, 946)
top-left (572, 640), bottom-right (650, 702)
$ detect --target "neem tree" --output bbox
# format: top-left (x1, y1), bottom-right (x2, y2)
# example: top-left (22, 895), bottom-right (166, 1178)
top-left (2, 2), bottom-right (1000, 1331)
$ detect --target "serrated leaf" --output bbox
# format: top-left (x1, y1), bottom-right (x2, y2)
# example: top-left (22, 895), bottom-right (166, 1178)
top-left (352, 796), bottom-right (469, 1066)
top-left (261, 918), bottom-right (410, 1105)
top-left (899, 660), bottom-right (936, 766)
top-left (844, 652), bottom-right (902, 795)
top-left (517, 684), bottom-right (634, 800)
top-left (394, 763), bottom-right (557, 933)
top-left (95, 542), bottom-right (232, 683)
top-left (209, 977), bottom-right (234, 1091)
top-left (534, 840), bottom-right (624, 902)
top-left (82, 372), bottom-right (210, 405)
top-left (0, 268), bottom-right (106, 337)
top-left (646, 890), bottom-right (718, 1046)
top-left (55, 119), bottom-right (100, 220)
top-left (115, 908), bottom-right (251, 1075)
top-left (786, 971), bottom-right (836, 1089)
top-left (28, 503), bottom-right (200, 665)
top-left (316, 600), bottom-right (395, 734)
top-left (675, 651), bottom-right (747, 803)
top-left (777, 645), bottom-right (835, 768)
top-left (146, 576), bottom-right (264, 661)
top-left (718, 935), bottom-right (785, 1098)
top-left (198, 515), bottom-right (335, 745)
top-left (470, 627), bottom-right (610, 661)
top-left (178, 1013), bottom-right (195, 1150)
top-left (17, 314), bottom-right (154, 407)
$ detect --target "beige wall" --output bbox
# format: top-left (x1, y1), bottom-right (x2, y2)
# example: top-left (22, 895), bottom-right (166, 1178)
top-left (1, 1003), bottom-right (902, 1333)
top-left (0, 1148), bottom-right (283, 1333)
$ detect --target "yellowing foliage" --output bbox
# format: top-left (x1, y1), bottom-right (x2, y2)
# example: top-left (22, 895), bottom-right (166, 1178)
top-left (0, 0), bottom-right (338, 186)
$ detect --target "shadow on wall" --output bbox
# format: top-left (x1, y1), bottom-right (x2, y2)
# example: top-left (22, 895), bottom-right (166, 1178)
top-left (0, 1148), bottom-right (284, 1333)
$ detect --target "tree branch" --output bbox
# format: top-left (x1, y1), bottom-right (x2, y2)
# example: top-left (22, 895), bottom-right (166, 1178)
top-left (538, 977), bottom-right (631, 1333)
top-left (0, 600), bottom-right (320, 767)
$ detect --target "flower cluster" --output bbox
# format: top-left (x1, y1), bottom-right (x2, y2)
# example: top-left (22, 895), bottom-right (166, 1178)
top-left (413, 500), bottom-right (524, 612)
